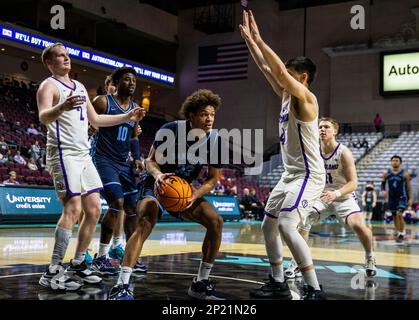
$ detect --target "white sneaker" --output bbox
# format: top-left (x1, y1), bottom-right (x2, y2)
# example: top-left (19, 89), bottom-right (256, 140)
top-left (365, 256), bottom-right (377, 277)
top-left (285, 260), bottom-right (302, 279)
top-left (39, 264), bottom-right (65, 288)
top-left (50, 271), bottom-right (83, 291)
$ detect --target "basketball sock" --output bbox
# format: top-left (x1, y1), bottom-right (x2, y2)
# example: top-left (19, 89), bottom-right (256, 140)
top-left (73, 251), bottom-right (86, 265)
top-left (365, 251), bottom-right (374, 259)
top-left (261, 215), bottom-right (284, 282)
top-left (197, 261), bottom-right (213, 281)
top-left (98, 243), bottom-right (109, 257)
top-left (302, 269), bottom-right (320, 290)
top-left (112, 236), bottom-right (122, 249)
top-left (117, 267), bottom-right (132, 285)
top-left (51, 226), bottom-right (72, 266)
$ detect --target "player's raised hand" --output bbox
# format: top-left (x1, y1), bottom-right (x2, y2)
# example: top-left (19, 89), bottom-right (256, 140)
top-left (154, 172), bottom-right (176, 195)
top-left (239, 10), bottom-right (252, 42)
top-left (61, 91), bottom-right (85, 111)
top-left (128, 107), bottom-right (146, 122)
top-left (248, 10), bottom-right (261, 42)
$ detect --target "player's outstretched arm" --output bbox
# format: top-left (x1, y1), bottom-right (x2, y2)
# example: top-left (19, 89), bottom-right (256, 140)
top-left (37, 80), bottom-right (84, 125)
top-left (239, 10), bottom-right (283, 97)
top-left (86, 97), bottom-right (145, 128)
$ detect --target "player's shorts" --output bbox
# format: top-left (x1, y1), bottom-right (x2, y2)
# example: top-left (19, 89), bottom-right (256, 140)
top-left (363, 204), bottom-right (373, 213)
top-left (388, 195), bottom-right (407, 214)
top-left (264, 173), bottom-right (325, 225)
top-left (93, 154), bottom-right (137, 207)
top-left (301, 193), bottom-right (362, 232)
top-left (46, 146), bottom-right (103, 199)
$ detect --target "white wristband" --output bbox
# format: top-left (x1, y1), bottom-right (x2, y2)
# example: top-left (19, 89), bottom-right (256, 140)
top-left (334, 190), bottom-right (342, 198)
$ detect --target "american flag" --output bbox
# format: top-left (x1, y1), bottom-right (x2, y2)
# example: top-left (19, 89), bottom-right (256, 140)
top-left (197, 42), bottom-right (248, 83)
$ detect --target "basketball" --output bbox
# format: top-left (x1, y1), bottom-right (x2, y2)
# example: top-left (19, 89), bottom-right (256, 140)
top-left (156, 176), bottom-right (193, 212)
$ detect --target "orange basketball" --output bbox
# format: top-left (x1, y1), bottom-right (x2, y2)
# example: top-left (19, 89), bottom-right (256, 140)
top-left (156, 176), bottom-right (193, 212)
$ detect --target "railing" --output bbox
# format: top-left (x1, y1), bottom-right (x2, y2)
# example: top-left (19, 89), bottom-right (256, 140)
top-left (340, 122), bottom-right (419, 136)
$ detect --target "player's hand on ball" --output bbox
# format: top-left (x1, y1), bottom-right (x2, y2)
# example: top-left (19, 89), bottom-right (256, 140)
top-left (154, 172), bottom-right (175, 194)
top-left (320, 191), bottom-right (336, 203)
top-left (128, 107), bottom-right (146, 122)
top-left (183, 186), bottom-right (198, 211)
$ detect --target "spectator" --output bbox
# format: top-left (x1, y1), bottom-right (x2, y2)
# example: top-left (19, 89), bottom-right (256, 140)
top-left (27, 123), bottom-right (39, 135)
top-left (5, 150), bottom-right (14, 162)
top-left (36, 125), bottom-right (45, 137)
top-left (13, 121), bottom-right (25, 135)
top-left (3, 171), bottom-right (19, 185)
top-left (13, 150), bottom-right (27, 165)
top-left (352, 138), bottom-right (361, 149)
top-left (360, 137), bottom-right (369, 152)
top-left (0, 152), bottom-right (8, 164)
top-left (0, 112), bottom-right (6, 123)
top-left (373, 113), bottom-right (383, 132)
top-left (213, 180), bottom-right (225, 195)
top-left (36, 157), bottom-right (46, 172)
top-left (0, 135), bottom-right (8, 151)
top-left (249, 188), bottom-right (264, 220)
top-left (29, 140), bottom-right (41, 161)
top-left (240, 188), bottom-right (255, 219)
top-left (410, 167), bottom-right (417, 179)
top-left (27, 158), bottom-right (38, 171)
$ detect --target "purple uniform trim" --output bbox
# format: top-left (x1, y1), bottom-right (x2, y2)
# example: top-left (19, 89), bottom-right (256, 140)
top-left (312, 206), bottom-right (321, 215)
top-left (264, 211), bottom-right (278, 219)
top-left (321, 143), bottom-right (340, 160)
top-left (280, 124), bottom-right (311, 212)
top-left (56, 120), bottom-right (73, 196)
top-left (84, 187), bottom-right (104, 195)
top-left (345, 211), bottom-right (362, 224)
top-left (51, 76), bottom-right (76, 91)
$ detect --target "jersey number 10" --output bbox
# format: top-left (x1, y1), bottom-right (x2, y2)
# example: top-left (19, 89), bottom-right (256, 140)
top-left (117, 126), bottom-right (128, 141)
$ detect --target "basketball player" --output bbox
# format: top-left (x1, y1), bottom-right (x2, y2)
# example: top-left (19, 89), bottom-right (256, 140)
top-left (91, 67), bottom-right (147, 274)
top-left (362, 182), bottom-right (377, 224)
top-left (381, 155), bottom-right (412, 243)
top-left (240, 11), bottom-right (326, 299)
top-left (285, 118), bottom-right (377, 279)
top-left (37, 43), bottom-right (144, 291)
top-left (108, 89), bottom-right (226, 300)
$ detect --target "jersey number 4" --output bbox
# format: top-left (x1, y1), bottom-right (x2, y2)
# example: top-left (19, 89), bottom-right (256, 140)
top-left (117, 126), bottom-right (128, 141)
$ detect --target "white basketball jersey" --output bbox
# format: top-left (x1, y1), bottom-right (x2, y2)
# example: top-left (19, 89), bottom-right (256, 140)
top-left (278, 95), bottom-right (325, 178)
top-left (46, 77), bottom-right (90, 153)
top-left (323, 143), bottom-right (352, 199)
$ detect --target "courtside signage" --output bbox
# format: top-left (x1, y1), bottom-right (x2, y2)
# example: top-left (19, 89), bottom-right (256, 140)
top-left (381, 50), bottom-right (419, 95)
top-left (0, 23), bottom-right (175, 85)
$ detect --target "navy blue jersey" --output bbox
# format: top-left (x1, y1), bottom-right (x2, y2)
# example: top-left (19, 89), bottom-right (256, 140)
top-left (365, 190), bottom-right (374, 205)
top-left (387, 169), bottom-right (407, 199)
top-left (92, 94), bottom-right (137, 163)
top-left (143, 120), bottom-right (225, 183)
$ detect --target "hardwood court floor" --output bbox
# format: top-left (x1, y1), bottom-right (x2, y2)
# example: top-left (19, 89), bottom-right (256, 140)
top-left (0, 220), bottom-right (418, 300)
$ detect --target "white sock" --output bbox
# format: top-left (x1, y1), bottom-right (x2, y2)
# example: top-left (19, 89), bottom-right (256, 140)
top-left (197, 261), bottom-right (213, 281)
top-left (73, 251), bottom-right (86, 265)
top-left (271, 263), bottom-right (284, 282)
top-left (99, 243), bottom-right (109, 257)
top-left (365, 251), bottom-right (374, 259)
top-left (302, 269), bottom-right (320, 290)
top-left (112, 236), bottom-right (122, 249)
top-left (117, 267), bottom-right (132, 285)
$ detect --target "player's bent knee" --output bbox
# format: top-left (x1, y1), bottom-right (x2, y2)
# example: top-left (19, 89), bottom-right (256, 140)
top-left (110, 198), bottom-right (124, 211)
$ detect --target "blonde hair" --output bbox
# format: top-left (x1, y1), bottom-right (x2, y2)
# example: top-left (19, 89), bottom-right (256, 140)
top-left (41, 43), bottom-right (65, 66)
top-left (319, 117), bottom-right (339, 133)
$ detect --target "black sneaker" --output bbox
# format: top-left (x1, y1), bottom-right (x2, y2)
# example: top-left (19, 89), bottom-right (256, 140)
top-left (302, 284), bottom-right (327, 300)
top-left (66, 260), bottom-right (102, 284)
top-left (249, 275), bottom-right (292, 299)
top-left (133, 260), bottom-right (148, 274)
top-left (187, 277), bottom-right (226, 300)
top-left (396, 234), bottom-right (404, 243)
top-left (108, 284), bottom-right (134, 300)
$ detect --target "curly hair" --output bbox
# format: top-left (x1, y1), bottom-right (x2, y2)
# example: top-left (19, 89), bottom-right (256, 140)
top-left (111, 67), bottom-right (137, 84)
top-left (179, 89), bottom-right (221, 119)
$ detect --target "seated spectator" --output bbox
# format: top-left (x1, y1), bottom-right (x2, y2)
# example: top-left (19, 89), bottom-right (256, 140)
top-left (13, 121), bottom-right (25, 135)
top-left (13, 150), bottom-right (27, 165)
top-left (360, 137), bottom-right (369, 152)
top-left (352, 138), bottom-right (361, 149)
top-left (37, 157), bottom-right (46, 172)
top-left (5, 150), bottom-right (14, 162)
top-left (3, 171), bottom-right (19, 185)
top-left (0, 112), bottom-right (6, 123)
top-left (29, 140), bottom-right (41, 161)
top-left (0, 152), bottom-right (8, 164)
top-left (240, 188), bottom-right (255, 219)
top-left (0, 135), bottom-right (8, 151)
top-left (27, 123), bottom-right (39, 135)
top-left (249, 188), bottom-right (264, 220)
top-left (212, 180), bottom-right (225, 195)
top-left (27, 158), bottom-right (38, 171)
top-left (410, 167), bottom-right (417, 179)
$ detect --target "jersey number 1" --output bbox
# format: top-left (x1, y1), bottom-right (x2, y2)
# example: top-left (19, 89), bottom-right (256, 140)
top-left (326, 173), bottom-right (333, 184)
top-left (117, 126), bottom-right (128, 141)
